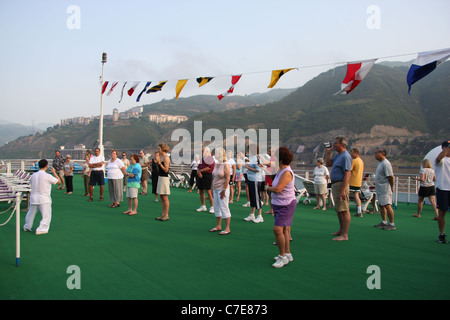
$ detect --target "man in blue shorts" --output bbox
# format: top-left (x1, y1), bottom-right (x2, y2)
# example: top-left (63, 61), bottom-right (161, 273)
top-left (436, 140), bottom-right (450, 244)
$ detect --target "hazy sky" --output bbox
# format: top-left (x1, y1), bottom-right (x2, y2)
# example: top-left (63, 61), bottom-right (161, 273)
top-left (0, 0), bottom-right (449, 126)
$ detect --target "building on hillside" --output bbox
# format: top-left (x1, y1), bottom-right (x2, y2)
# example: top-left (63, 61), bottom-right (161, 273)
top-left (149, 114), bottom-right (188, 124)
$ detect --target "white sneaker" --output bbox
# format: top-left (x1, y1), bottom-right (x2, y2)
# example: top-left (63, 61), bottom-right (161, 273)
top-left (196, 205), bottom-right (207, 212)
top-left (242, 202), bottom-right (250, 207)
top-left (209, 207), bottom-right (215, 213)
top-left (272, 255), bottom-right (289, 268)
top-left (23, 226), bottom-right (32, 232)
top-left (35, 230), bottom-right (48, 235)
top-left (244, 214), bottom-right (255, 221)
top-left (274, 253), bottom-right (293, 262)
top-left (253, 216), bottom-right (264, 223)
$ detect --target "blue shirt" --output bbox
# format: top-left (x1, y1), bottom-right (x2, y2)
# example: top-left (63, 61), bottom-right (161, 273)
top-left (247, 155), bottom-right (264, 182)
top-left (330, 150), bottom-right (352, 182)
top-left (126, 163), bottom-right (142, 188)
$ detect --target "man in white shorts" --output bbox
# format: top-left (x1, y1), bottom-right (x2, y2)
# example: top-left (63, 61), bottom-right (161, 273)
top-left (374, 148), bottom-right (396, 230)
top-left (24, 159), bottom-right (61, 235)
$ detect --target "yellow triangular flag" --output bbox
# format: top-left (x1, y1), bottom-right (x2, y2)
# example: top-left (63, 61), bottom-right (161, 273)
top-left (175, 79), bottom-right (188, 100)
top-left (268, 68), bottom-right (295, 88)
top-left (196, 77), bottom-right (214, 87)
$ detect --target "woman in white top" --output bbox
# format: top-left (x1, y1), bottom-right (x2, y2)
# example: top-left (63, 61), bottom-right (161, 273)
top-left (313, 158), bottom-right (330, 211)
top-left (414, 159), bottom-right (438, 219)
top-left (106, 150), bottom-right (126, 208)
top-left (188, 154), bottom-right (199, 193)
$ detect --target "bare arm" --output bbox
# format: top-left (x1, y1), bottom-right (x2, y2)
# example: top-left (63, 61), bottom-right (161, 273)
top-left (325, 148), bottom-right (333, 167)
top-left (436, 147), bottom-right (450, 165)
top-left (340, 170), bottom-right (351, 199)
top-left (268, 171), bottom-right (293, 194)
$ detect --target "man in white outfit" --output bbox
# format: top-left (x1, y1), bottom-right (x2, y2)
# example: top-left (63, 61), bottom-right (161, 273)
top-left (24, 159), bottom-right (61, 235)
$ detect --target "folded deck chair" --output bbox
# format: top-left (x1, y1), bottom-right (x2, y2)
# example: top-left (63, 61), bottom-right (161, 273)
top-left (180, 172), bottom-right (191, 188)
top-left (168, 171), bottom-right (183, 187)
top-left (297, 176), bottom-right (334, 208)
top-left (349, 188), bottom-right (378, 213)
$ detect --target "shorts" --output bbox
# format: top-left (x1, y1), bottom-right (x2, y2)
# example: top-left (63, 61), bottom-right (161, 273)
top-left (377, 193), bottom-right (393, 207)
top-left (126, 187), bottom-right (138, 198)
top-left (436, 188), bottom-right (450, 212)
top-left (197, 173), bottom-right (212, 190)
top-left (141, 169), bottom-right (148, 182)
top-left (156, 176), bottom-right (171, 195)
top-left (314, 183), bottom-right (327, 195)
top-left (331, 182), bottom-right (350, 213)
top-left (418, 186), bottom-right (436, 198)
top-left (273, 199), bottom-right (296, 227)
top-left (89, 170), bottom-right (105, 186)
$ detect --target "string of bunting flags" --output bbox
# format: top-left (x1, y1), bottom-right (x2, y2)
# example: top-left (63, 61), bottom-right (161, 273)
top-left (101, 47), bottom-right (450, 103)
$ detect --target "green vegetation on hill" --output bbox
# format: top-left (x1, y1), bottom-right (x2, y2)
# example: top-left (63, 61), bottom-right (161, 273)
top-left (141, 89), bottom-right (296, 117)
top-left (178, 64), bottom-right (436, 142)
top-left (1, 62), bottom-right (449, 159)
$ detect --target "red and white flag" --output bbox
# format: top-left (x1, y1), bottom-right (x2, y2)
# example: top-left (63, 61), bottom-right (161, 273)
top-left (335, 59), bottom-right (377, 95)
top-left (218, 75), bottom-right (242, 100)
top-left (106, 81), bottom-right (118, 96)
top-left (127, 82), bottom-right (140, 96)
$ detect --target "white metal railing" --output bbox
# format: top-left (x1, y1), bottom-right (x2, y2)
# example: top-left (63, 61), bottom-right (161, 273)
top-left (0, 159), bottom-right (426, 205)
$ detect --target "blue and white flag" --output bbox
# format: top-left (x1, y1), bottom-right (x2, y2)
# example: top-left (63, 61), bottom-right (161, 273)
top-left (407, 48), bottom-right (450, 94)
top-left (136, 82), bottom-right (151, 102)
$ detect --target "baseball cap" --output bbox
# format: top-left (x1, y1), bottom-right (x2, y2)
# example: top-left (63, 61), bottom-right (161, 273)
top-left (442, 140), bottom-right (450, 148)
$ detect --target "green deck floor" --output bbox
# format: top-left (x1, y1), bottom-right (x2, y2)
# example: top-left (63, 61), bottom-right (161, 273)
top-left (1, 177), bottom-right (449, 300)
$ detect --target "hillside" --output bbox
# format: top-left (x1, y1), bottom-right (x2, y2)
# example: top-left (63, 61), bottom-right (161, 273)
top-left (0, 62), bottom-right (448, 163)
top-left (0, 89), bottom-right (294, 158)
top-left (170, 62), bottom-right (449, 166)
top-left (141, 88), bottom-right (296, 117)
top-left (176, 63), bottom-right (444, 141)
top-left (0, 121), bottom-right (54, 147)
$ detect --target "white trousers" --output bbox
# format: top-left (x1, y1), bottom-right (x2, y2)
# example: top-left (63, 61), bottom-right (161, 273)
top-left (213, 189), bottom-right (231, 219)
top-left (24, 203), bottom-right (52, 233)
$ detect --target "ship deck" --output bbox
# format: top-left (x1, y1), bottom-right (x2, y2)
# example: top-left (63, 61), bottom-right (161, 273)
top-left (1, 178), bottom-right (449, 300)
